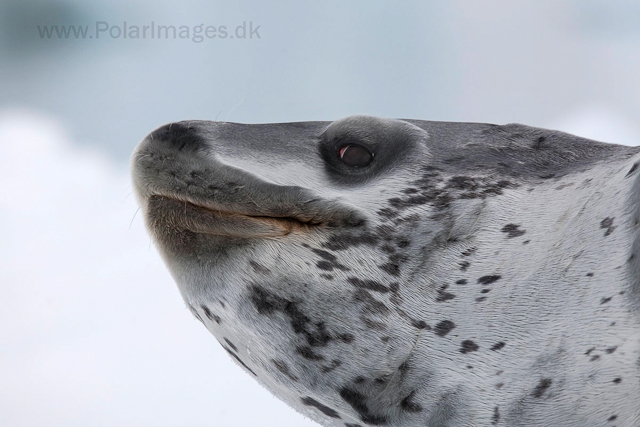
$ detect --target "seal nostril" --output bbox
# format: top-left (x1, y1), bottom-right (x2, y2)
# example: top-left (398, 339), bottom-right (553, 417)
top-left (147, 122), bottom-right (208, 153)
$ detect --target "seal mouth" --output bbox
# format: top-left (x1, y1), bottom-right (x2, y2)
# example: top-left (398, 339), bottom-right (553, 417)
top-left (147, 194), bottom-right (321, 238)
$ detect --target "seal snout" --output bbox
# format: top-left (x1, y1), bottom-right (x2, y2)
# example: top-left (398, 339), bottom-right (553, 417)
top-left (144, 121), bottom-right (209, 154)
top-left (131, 120), bottom-right (367, 241)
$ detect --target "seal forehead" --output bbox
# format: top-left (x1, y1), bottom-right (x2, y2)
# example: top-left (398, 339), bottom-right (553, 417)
top-left (321, 114), bottom-right (429, 146)
top-left (132, 115), bottom-right (640, 427)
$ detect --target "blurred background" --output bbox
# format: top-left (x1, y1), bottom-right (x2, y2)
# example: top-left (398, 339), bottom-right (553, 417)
top-left (1, 1), bottom-right (639, 426)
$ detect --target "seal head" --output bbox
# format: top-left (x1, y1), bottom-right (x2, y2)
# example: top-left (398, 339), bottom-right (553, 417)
top-left (132, 115), bottom-right (640, 426)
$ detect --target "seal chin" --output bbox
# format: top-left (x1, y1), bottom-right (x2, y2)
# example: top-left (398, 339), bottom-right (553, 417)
top-left (147, 195), bottom-right (317, 238)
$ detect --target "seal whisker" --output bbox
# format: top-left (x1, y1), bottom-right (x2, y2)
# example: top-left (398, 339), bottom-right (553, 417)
top-left (129, 206), bottom-right (140, 230)
top-left (225, 97), bottom-right (245, 122)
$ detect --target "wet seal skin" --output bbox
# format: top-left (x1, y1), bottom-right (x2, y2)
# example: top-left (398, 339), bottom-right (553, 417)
top-left (132, 115), bottom-right (640, 426)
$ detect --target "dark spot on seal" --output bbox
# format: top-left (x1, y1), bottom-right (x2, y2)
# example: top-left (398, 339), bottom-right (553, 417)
top-left (345, 424), bottom-right (363, 427)
top-left (301, 397), bottom-right (341, 419)
top-left (362, 317), bottom-right (387, 330)
top-left (377, 207), bottom-right (398, 219)
top-left (501, 223), bottom-right (526, 238)
top-left (460, 340), bottom-right (479, 354)
top-left (388, 196), bottom-right (427, 210)
top-left (481, 289), bottom-right (491, 294)
top-left (491, 342), bottom-right (506, 351)
top-left (613, 377), bottom-right (622, 384)
top-left (605, 346), bottom-right (617, 354)
top-left (339, 387), bottom-right (388, 425)
top-left (322, 233), bottom-right (380, 251)
top-left (339, 333), bottom-right (355, 343)
top-left (411, 319), bottom-right (429, 329)
top-left (532, 378), bottom-right (552, 398)
top-left (224, 338), bottom-right (238, 352)
top-left (590, 355), bottom-right (601, 362)
top-left (224, 346), bottom-right (257, 376)
top-left (380, 262), bottom-right (401, 276)
top-left (586, 272), bottom-right (594, 277)
top-left (434, 320), bottom-right (456, 337)
top-left (585, 347), bottom-right (596, 356)
top-left (445, 176), bottom-right (518, 201)
top-left (249, 286), bottom-right (281, 315)
top-left (354, 289), bottom-right (391, 315)
top-left (555, 182), bottom-right (575, 190)
top-left (201, 304), bottom-right (221, 324)
top-left (601, 296), bottom-right (612, 304)
top-left (448, 176), bottom-right (480, 191)
top-left (322, 359), bottom-right (342, 373)
top-left (478, 275), bottom-right (502, 285)
top-left (312, 248), bottom-right (349, 272)
top-left (496, 382), bottom-right (504, 389)
top-left (600, 217), bottom-right (616, 237)
top-left (400, 390), bottom-right (423, 413)
top-left (436, 285), bottom-right (456, 302)
top-left (317, 260), bottom-right (349, 271)
top-left (459, 261), bottom-right (470, 271)
top-left (249, 260), bottom-right (270, 275)
top-left (456, 279), bottom-right (468, 285)
top-left (626, 162), bottom-right (638, 177)
top-left (296, 346), bottom-right (324, 361)
top-left (397, 239), bottom-right (411, 248)
top-left (476, 296), bottom-right (487, 302)
top-left (188, 304), bottom-right (205, 324)
top-left (523, 240), bottom-right (530, 244)
top-left (348, 277), bottom-right (389, 293)
top-left (491, 406), bottom-right (500, 425)
top-left (389, 253), bottom-right (408, 264)
top-left (272, 359), bottom-right (298, 381)
top-left (608, 415), bottom-right (618, 422)
top-left (380, 244), bottom-right (396, 254)
top-left (250, 285), bottom-right (335, 348)
top-left (396, 306), bottom-right (427, 330)
top-left (532, 136), bottom-right (546, 150)
top-left (461, 247), bottom-right (477, 257)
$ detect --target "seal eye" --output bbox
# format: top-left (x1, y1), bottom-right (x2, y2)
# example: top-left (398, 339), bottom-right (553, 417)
top-left (338, 144), bottom-right (374, 167)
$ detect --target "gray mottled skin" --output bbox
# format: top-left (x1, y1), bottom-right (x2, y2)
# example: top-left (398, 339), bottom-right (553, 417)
top-left (131, 115), bottom-right (640, 426)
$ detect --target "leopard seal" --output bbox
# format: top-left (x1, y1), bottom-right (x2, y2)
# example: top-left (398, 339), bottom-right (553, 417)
top-left (131, 115), bottom-right (640, 426)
